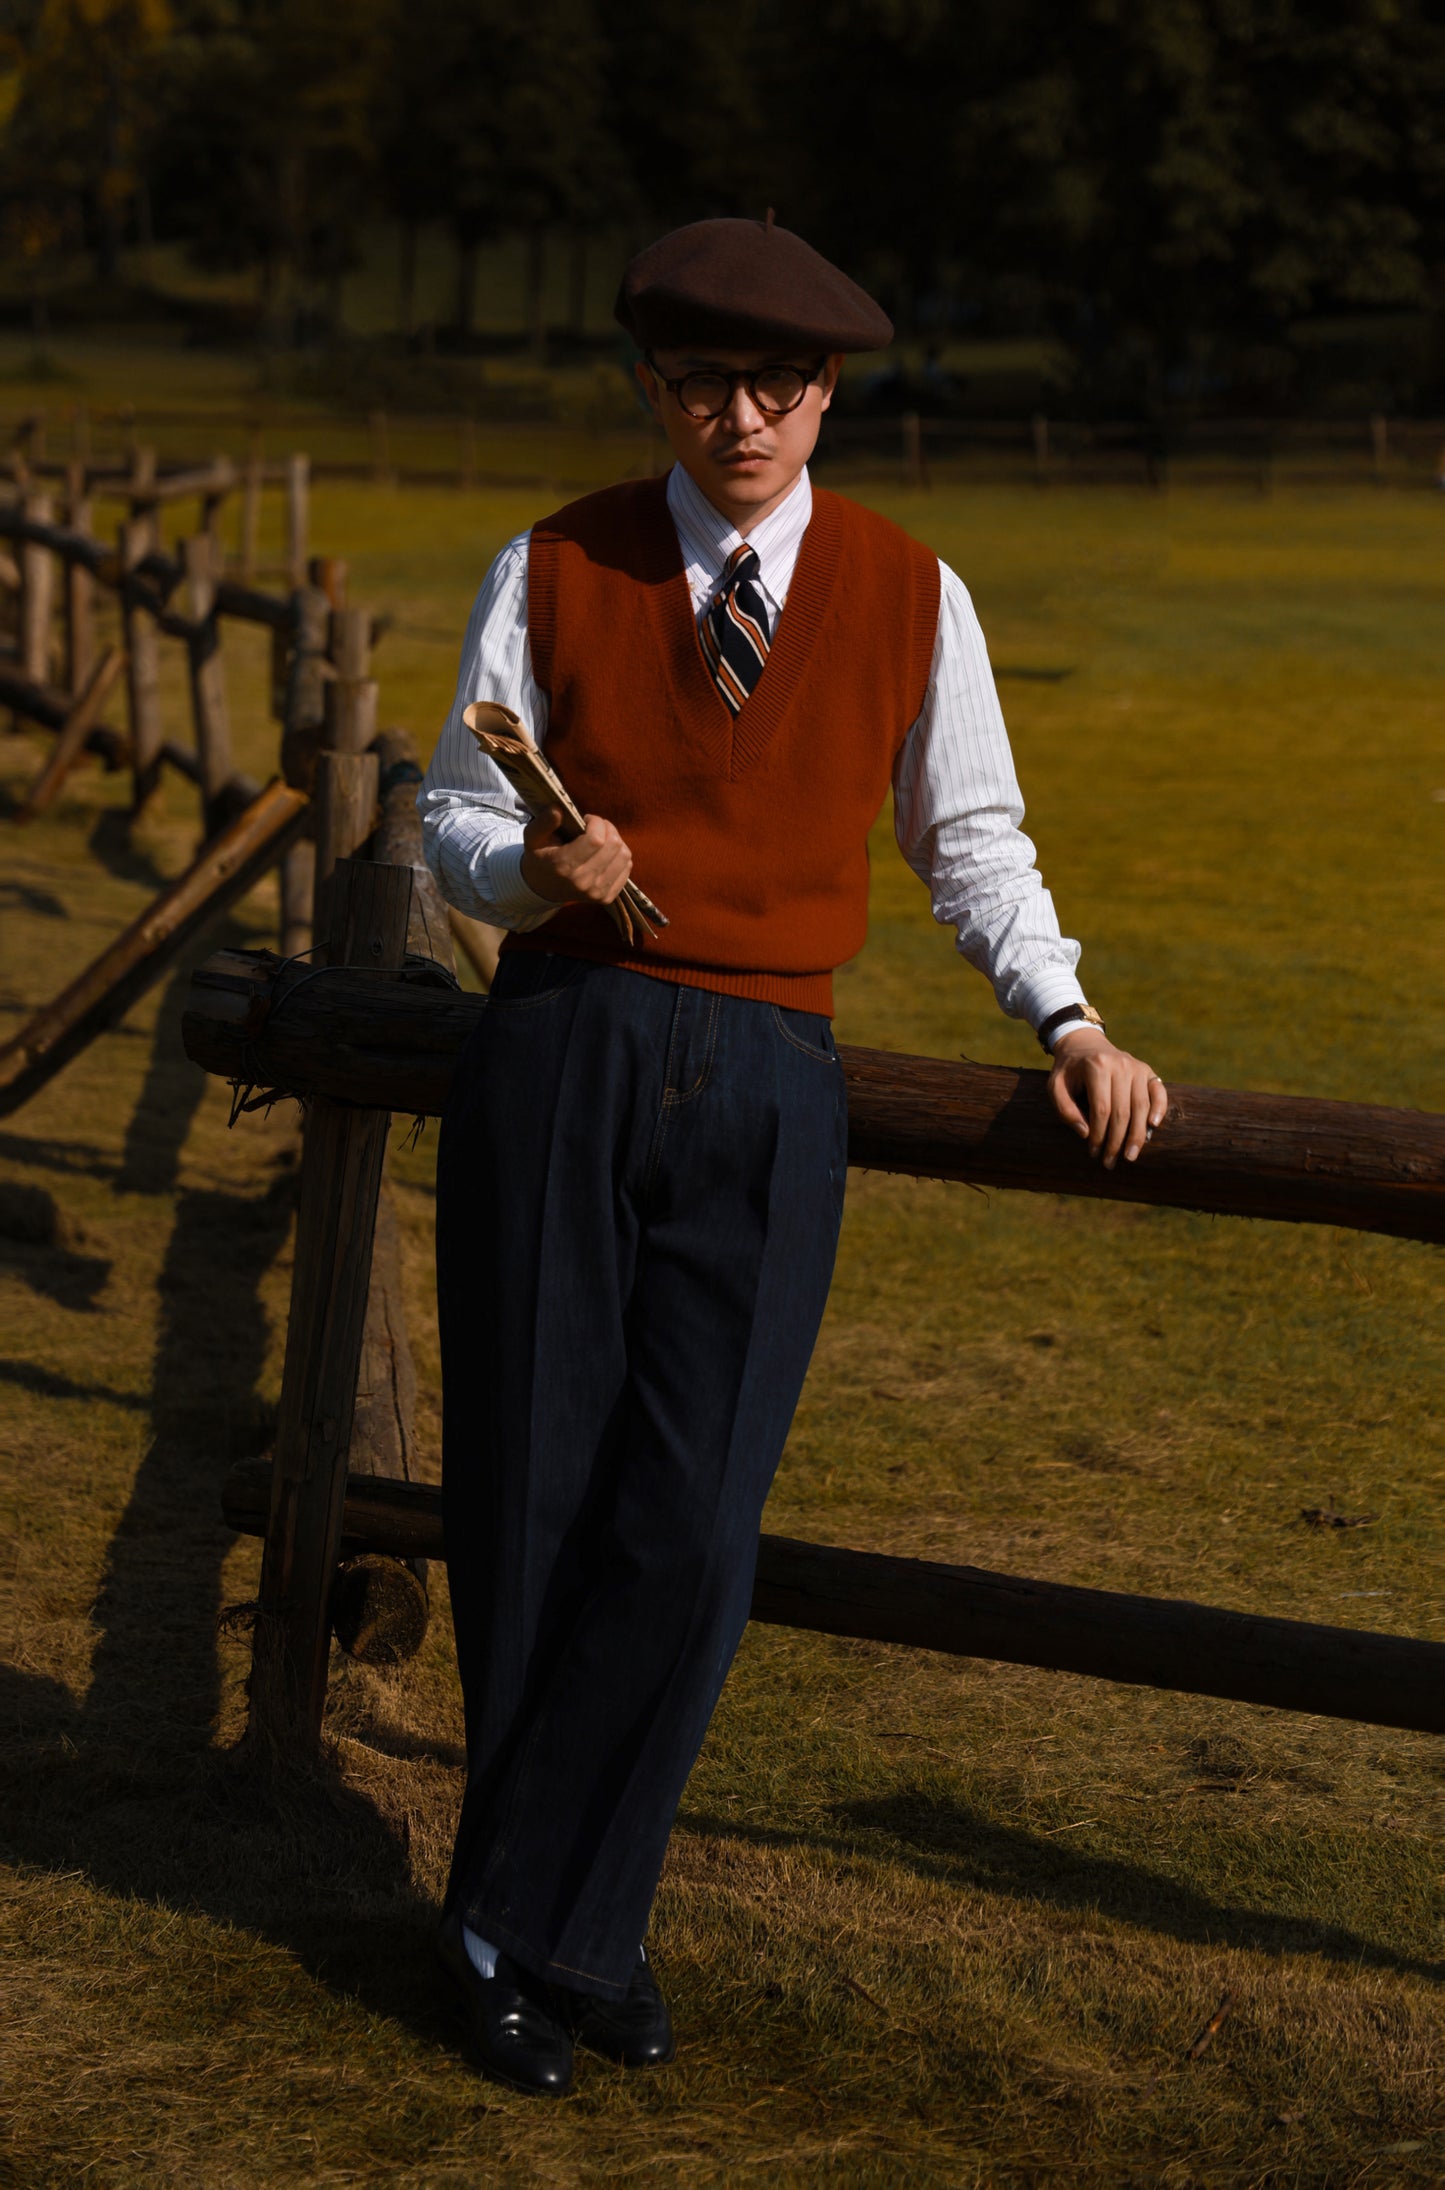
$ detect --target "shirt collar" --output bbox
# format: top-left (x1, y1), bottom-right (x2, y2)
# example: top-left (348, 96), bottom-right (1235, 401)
top-left (666, 462), bottom-right (813, 616)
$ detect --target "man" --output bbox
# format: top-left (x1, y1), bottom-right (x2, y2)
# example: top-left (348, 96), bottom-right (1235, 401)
top-left (420, 216), bottom-right (1167, 2097)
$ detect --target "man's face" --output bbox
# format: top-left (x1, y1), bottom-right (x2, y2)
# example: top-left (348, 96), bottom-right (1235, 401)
top-left (635, 347), bottom-right (842, 527)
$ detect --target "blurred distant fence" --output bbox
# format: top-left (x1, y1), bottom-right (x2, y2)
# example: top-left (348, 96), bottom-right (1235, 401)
top-left (824, 411), bottom-right (1445, 493)
top-left (3, 404), bottom-right (1444, 503)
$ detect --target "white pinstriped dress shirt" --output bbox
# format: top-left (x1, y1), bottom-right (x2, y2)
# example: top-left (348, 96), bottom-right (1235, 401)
top-left (419, 464), bottom-right (1090, 1037)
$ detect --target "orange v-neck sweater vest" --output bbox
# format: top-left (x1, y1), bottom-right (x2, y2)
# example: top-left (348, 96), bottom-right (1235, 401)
top-left (505, 474), bottom-right (941, 1014)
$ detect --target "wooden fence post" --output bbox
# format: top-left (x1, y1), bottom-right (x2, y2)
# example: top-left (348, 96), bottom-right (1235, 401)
top-left (63, 463), bottom-right (96, 696)
top-left (240, 428), bottom-right (263, 580)
top-left (246, 856), bottom-right (414, 1756)
top-left (286, 453), bottom-right (310, 588)
top-left (18, 646), bottom-right (127, 821)
top-left (324, 604), bottom-right (378, 754)
top-left (18, 489), bottom-right (55, 685)
top-left (129, 443), bottom-right (157, 526)
top-left (276, 582), bottom-right (331, 958)
top-left (120, 515), bottom-right (164, 812)
top-left (313, 750), bottom-right (380, 947)
top-left (201, 455), bottom-right (232, 561)
top-left (326, 721), bottom-right (457, 1665)
top-left (370, 724), bottom-right (458, 971)
top-left (181, 534), bottom-right (235, 835)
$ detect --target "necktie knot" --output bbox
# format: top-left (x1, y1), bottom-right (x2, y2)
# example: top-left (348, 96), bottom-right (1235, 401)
top-left (702, 543), bottom-right (771, 716)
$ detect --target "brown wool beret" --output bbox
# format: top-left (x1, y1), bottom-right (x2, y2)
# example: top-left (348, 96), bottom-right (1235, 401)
top-left (615, 216), bottom-right (893, 355)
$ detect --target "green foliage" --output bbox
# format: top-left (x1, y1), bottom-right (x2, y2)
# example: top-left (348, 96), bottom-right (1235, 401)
top-left (0, 0), bottom-right (1441, 383)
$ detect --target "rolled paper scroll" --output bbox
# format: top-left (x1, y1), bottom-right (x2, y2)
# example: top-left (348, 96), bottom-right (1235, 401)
top-left (462, 700), bottom-right (667, 945)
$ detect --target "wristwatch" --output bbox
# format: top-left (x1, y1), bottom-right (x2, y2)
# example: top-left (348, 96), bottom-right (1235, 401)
top-left (1037, 1002), bottom-right (1106, 1054)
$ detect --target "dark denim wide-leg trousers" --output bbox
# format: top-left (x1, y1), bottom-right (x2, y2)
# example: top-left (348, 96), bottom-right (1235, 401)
top-left (436, 952), bottom-right (847, 2000)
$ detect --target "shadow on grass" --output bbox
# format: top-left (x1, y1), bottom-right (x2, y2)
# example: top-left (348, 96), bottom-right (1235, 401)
top-left (0, 1233), bottom-right (110, 1308)
top-left (0, 878), bottom-right (70, 919)
top-left (679, 1798), bottom-right (1444, 1987)
top-left (114, 948), bottom-right (217, 1197)
top-left (87, 805), bottom-right (173, 894)
top-left (0, 939), bottom-right (450, 2053)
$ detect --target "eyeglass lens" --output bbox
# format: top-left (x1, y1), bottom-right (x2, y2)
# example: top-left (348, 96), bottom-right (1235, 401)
top-left (677, 368), bottom-right (808, 419)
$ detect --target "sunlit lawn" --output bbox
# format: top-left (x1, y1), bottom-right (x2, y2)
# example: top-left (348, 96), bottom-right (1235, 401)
top-left (1, 434), bottom-right (1441, 2184)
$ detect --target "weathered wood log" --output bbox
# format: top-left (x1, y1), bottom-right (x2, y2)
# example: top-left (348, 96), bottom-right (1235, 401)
top-left (120, 515), bottom-right (164, 811)
top-left (336, 724), bottom-right (450, 1666)
top-left (246, 859), bottom-right (413, 1754)
top-left (63, 465), bottom-right (95, 693)
top-left (182, 534), bottom-right (236, 834)
top-left (338, 1181), bottom-right (430, 1666)
top-left (324, 605), bottom-right (378, 755)
top-left (0, 501), bottom-right (112, 576)
top-left (180, 958), bottom-right (1445, 1245)
top-left (213, 578), bottom-right (293, 633)
top-left (220, 1461), bottom-right (1445, 1737)
top-left (145, 456), bottom-right (236, 506)
top-left (314, 751), bottom-right (379, 954)
top-left (18, 489), bottom-right (54, 684)
top-left (0, 781), bottom-right (308, 1117)
top-left (17, 646), bottom-right (127, 819)
top-left (370, 725), bottom-right (458, 974)
top-left (277, 841), bottom-right (316, 962)
top-left (0, 662), bottom-right (128, 768)
top-left (286, 453), bottom-right (309, 588)
top-left (278, 584), bottom-right (331, 797)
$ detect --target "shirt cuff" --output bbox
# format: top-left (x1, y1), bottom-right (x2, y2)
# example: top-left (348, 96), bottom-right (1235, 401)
top-left (1013, 974), bottom-right (1090, 1042)
top-left (486, 840), bottom-right (559, 928)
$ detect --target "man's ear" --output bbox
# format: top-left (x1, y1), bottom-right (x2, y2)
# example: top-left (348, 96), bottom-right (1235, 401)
top-left (634, 358), bottom-right (663, 419)
top-left (818, 354), bottom-right (844, 413)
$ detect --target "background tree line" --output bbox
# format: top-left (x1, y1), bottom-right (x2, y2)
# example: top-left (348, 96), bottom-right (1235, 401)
top-left (0, 0), bottom-right (1441, 411)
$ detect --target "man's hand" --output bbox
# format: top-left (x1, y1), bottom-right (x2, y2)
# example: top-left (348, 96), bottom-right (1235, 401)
top-left (1048, 1027), bottom-right (1167, 1169)
top-left (521, 806), bottom-right (633, 907)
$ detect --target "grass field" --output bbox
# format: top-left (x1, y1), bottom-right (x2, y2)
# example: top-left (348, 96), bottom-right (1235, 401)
top-left (1, 447), bottom-right (1442, 2185)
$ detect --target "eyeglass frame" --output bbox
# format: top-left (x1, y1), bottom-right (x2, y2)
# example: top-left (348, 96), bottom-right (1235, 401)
top-left (643, 354), bottom-right (830, 421)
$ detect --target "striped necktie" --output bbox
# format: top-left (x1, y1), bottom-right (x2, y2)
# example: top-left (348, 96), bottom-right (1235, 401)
top-left (700, 543), bottom-right (771, 715)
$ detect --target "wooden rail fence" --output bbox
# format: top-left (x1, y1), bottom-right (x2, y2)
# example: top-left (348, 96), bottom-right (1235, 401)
top-left (0, 474), bottom-right (515, 1680)
top-left (180, 940), bottom-right (1445, 1758)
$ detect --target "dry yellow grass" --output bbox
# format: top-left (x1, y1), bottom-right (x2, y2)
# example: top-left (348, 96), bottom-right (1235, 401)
top-left (0, 457), bottom-right (1442, 2186)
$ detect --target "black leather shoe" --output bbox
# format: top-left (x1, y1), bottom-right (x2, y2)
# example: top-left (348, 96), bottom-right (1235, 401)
top-left (438, 1915), bottom-right (574, 2097)
top-left (565, 1953), bottom-right (676, 2067)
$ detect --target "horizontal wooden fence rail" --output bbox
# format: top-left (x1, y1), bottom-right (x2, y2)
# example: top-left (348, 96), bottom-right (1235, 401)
top-left (0, 503), bottom-right (295, 632)
top-left (181, 957), bottom-right (1445, 1245)
top-left (190, 931), bottom-right (1442, 1756)
top-left (220, 1460), bottom-right (1445, 1738)
top-left (0, 782), bottom-right (309, 1116)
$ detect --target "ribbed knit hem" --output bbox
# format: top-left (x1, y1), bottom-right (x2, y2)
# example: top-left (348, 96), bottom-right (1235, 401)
top-left (503, 931), bottom-right (835, 1016)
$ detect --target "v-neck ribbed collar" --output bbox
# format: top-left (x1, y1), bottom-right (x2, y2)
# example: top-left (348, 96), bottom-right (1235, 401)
top-left (639, 471), bottom-right (842, 780)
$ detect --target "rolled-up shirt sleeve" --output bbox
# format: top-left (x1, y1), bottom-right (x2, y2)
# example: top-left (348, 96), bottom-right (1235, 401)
top-left (417, 534), bottom-right (559, 931)
top-left (893, 563), bottom-right (1088, 1034)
